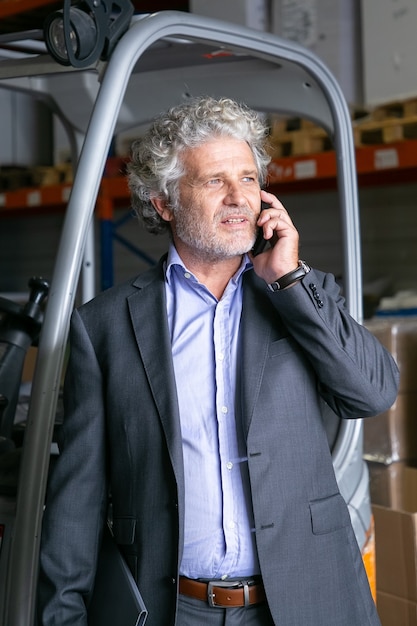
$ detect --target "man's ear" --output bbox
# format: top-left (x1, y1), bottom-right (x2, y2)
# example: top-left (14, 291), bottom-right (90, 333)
top-left (151, 196), bottom-right (174, 222)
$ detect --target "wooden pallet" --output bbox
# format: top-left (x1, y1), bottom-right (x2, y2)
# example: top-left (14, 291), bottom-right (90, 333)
top-left (269, 116), bottom-right (331, 157)
top-left (354, 116), bottom-right (417, 146)
top-left (0, 163), bottom-right (74, 191)
top-left (0, 166), bottom-right (33, 191)
top-left (353, 98), bottom-right (417, 146)
top-left (269, 98), bottom-right (417, 157)
top-left (31, 164), bottom-right (74, 186)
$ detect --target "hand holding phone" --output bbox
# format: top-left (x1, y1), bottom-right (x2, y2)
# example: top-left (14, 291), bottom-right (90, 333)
top-left (251, 201), bottom-right (270, 256)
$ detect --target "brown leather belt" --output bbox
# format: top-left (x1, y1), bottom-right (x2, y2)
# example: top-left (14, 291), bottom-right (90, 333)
top-left (179, 576), bottom-right (266, 608)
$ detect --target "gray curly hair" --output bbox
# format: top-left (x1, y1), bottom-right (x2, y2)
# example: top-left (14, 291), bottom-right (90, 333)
top-left (127, 96), bottom-right (271, 234)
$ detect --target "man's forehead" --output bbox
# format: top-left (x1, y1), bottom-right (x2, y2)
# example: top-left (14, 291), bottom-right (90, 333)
top-left (181, 139), bottom-right (257, 173)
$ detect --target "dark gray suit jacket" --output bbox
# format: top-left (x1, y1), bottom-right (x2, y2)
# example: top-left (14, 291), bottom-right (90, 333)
top-left (38, 259), bottom-right (399, 625)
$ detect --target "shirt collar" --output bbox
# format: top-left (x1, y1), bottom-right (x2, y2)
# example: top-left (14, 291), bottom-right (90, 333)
top-left (165, 242), bottom-right (252, 287)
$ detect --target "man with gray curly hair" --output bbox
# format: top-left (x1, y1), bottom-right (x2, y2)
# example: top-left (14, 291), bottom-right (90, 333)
top-left (38, 96), bottom-right (398, 625)
top-left (128, 96), bottom-right (270, 236)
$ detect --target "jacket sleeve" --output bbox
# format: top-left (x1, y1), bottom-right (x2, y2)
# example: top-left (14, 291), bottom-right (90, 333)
top-left (268, 268), bottom-right (400, 419)
top-left (37, 309), bottom-right (108, 626)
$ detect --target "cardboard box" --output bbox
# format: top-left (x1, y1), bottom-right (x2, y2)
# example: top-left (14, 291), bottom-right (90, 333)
top-left (365, 317), bottom-right (417, 394)
top-left (373, 467), bottom-right (417, 609)
top-left (363, 393), bottom-right (417, 464)
top-left (377, 591), bottom-right (417, 626)
top-left (367, 461), bottom-right (412, 508)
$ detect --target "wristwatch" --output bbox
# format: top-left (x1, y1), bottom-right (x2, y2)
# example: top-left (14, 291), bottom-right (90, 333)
top-left (267, 260), bottom-right (311, 292)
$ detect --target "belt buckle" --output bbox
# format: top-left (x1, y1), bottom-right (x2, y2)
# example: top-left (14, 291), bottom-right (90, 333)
top-left (207, 580), bottom-right (249, 608)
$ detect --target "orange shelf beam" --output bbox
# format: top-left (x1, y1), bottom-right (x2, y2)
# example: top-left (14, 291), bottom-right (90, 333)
top-left (268, 139), bottom-right (417, 192)
top-left (357, 138), bottom-right (417, 172)
top-left (268, 139), bottom-right (417, 185)
top-left (0, 183), bottom-right (72, 213)
top-left (268, 151), bottom-right (337, 186)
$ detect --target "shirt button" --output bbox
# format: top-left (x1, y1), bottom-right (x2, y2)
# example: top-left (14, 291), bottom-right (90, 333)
top-left (228, 521), bottom-right (236, 529)
top-left (218, 352), bottom-right (224, 361)
top-left (184, 272), bottom-right (191, 279)
top-left (221, 406), bottom-right (228, 414)
top-left (226, 461), bottom-right (233, 470)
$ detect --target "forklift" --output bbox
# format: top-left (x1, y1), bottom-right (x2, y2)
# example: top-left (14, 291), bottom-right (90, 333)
top-left (0, 4), bottom-right (373, 624)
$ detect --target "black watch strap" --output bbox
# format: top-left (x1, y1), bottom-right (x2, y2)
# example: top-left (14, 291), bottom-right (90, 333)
top-left (267, 260), bottom-right (311, 292)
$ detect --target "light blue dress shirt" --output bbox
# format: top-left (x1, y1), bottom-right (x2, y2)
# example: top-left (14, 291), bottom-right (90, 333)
top-left (165, 244), bottom-right (260, 580)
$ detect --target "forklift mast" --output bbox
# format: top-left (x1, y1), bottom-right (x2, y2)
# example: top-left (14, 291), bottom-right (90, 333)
top-left (0, 11), bottom-right (368, 625)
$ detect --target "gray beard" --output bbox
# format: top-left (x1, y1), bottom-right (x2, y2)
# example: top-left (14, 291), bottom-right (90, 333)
top-left (173, 204), bottom-right (256, 262)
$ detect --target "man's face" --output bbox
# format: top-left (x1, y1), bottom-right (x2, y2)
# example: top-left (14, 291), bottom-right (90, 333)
top-left (171, 137), bottom-right (261, 262)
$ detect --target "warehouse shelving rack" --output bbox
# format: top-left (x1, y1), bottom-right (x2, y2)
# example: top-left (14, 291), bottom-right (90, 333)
top-left (2, 137), bottom-right (417, 214)
top-left (2, 137), bottom-right (417, 291)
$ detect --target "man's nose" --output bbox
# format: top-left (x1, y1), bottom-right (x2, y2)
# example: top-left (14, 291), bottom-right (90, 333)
top-left (224, 182), bottom-right (245, 205)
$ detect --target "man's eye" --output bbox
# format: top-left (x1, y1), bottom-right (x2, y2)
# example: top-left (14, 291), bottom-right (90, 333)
top-left (243, 176), bottom-right (255, 182)
top-left (207, 179), bottom-right (221, 185)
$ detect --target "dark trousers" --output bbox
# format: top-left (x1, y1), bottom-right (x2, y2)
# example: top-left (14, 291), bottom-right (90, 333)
top-left (177, 594), bottom-right (275, 625)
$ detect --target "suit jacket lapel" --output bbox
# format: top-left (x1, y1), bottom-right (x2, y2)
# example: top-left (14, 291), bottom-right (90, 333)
top-left (127, 263), bottom-right (184, 478)
top-left (238, 272), bottom-right (273, 437)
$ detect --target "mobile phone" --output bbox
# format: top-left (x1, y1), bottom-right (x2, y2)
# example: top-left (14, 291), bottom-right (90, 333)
top-left (251, 201), bottom-right (270, 256)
